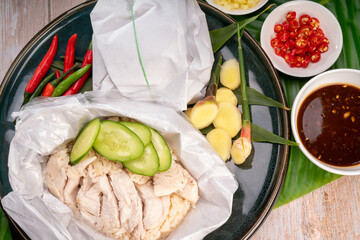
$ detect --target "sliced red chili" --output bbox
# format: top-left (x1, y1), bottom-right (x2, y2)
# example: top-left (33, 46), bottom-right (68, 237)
top-left (271, 11), bottom-right (328, 69)
top-left (282, 21), bottom-right (290, 31)
top-left (286, 11), bottom-right (297, 21)
top-left (299, 14), bottom-right (311, 26)
top-left (295, 47), bottom-right (307, 55)
top-left (289, 30), bottom-right (298, 39)
top-left (298, 26), bottom-right (312, 38)
top-left (288, 39), bottom-right (296, 48)
top-left (296, 54), bottom-right (305, 63)
top-left (309, 17), bottom-right (320, 29)
top-left (289, 20), bottom-right (300, 31)
top-left (317, 43), bottom-right (329, 53)
top-left (296, 38), bottom-right (308, 48)
top-left (278, 31), bottom-right (290, 42)
top-left (274, 24), bottom-right (283, 33)
top-left (308, 45), bottom-right (317, 53)
top-left (313, 29), bottom-right (324, 37)
top-left (274, 43), bottom-right (285, 56)
top-left (302, 56), bottom-right (311, 68)
top-left (289, 57), bottom-right (297, 68)
top-left (310, 51), bottom-right (321, 63)
top-left (271, 37), bottom-right (280, 47)
top-left (310, 35), bottom-right (322, 46)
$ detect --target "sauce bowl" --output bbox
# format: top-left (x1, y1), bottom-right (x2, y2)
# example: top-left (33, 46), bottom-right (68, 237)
top-left (291, 69), bottom-right (360, 175)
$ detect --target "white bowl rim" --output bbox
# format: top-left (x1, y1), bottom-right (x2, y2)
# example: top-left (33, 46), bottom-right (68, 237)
top-left (205, 0), bottom-right (269, 15)
top-left (260, 0), bottom-right (343, 77)
top-left (291, 68), bottom-right (360, 175)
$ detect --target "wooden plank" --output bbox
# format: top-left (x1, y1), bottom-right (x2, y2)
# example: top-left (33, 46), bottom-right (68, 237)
top-left (0, 0), bottom-right (48, 82)
top-left (252, 175), bottom-right (360, 239)
top-left (49, 0), bottom-right (83, 21)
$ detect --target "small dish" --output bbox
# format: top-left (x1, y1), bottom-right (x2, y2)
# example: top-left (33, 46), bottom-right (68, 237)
top-left (260, 0), bottom-right (343, 77)
top-left (206, 0), bottom-right (269, 15)
top-left (291, 69), bottom-right (360, 175)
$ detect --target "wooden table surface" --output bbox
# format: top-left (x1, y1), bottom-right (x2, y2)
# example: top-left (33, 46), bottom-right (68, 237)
top-left (1, 0), bottom-right (359, 239)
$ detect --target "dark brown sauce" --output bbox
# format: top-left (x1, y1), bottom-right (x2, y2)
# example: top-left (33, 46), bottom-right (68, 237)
top-left (297, 84), bottom-right (360, 167)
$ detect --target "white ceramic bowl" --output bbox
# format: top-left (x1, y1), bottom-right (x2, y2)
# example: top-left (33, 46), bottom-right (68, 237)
top-left (291, 69), bottom-right (360, 175)
top-left (260, 0), bottom-right (343, 77)
top-left (206, 0), bottom-right (269, 15)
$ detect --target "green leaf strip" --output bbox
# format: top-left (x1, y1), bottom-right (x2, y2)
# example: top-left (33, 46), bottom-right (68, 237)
top-left (234, 86), bottom-right (289, 109)
top-left (210, 4), bottom-right (273, 53)
top-left (251, 123), bottom-right (298, 146)
top-left (209, 54), bottom-right (223, 86)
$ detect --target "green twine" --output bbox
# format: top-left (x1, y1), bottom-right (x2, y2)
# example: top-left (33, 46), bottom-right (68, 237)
top-left (130, 1), bottom-right (150, 88)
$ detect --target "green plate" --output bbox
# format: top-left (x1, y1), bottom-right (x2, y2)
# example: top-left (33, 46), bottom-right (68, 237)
top-left (0, 1), bottom-right (290, 239)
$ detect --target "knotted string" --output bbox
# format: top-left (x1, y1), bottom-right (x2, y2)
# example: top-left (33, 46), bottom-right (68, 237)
top-left (130, 1), bottom-right (150, 88)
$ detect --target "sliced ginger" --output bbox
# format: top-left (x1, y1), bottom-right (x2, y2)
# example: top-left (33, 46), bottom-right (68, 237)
top-left (231, 137), bottom-right (252, 164)
top-left (206, 128), bottom-right (232, 161)
top-left (213, 102), bottom-right (242, 138)
top-left (216, 87), bottom-right (238, 106)
top-left (189, 96), bottom-right (219, 129)
top-left (184, 108), bottom-right (192, 118)
top-left (220, 59), bottom-right (240, 90)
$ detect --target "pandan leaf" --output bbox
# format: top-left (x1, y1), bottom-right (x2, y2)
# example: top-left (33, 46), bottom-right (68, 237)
top-left (209, 55), bottom-right (223, 86)
top-left (210, 4), bottom-right (273, 53)
top-left (251, 123), bottom-right (298, 146)
top-left (234, 86), bottom-right (290, 109)
top-left (51, 60), bottom-right (64, 70)
top-left (210, 23), bottom-right (237, 53)
top-left (60, 56), bottom-right (84, 62)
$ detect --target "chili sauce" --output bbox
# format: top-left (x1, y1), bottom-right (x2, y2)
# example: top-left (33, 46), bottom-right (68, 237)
top-left (297, 84), bottom-right (360, 167)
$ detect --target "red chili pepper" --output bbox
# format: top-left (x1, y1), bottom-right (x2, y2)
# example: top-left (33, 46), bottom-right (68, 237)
top-left (288, 20), bottom-right (300, 31)
top-left (271, 37), bottom-right (280, 48)
top-left (299, 14), bottom-right (311, 26)
top-left (63, 41), bottom-right (93, 96)
top-left (277, 31), bottom-right (290, 42)
top-left (310, 35), bottom-right (322, 46)
top-left (42, 83), bottom-right (55, 97)
top-left (42, 64), bottom-right (78, 97)
top-left (282, 21), bottom-right (290, 31)
top-left (310, 51), bottom-right (321, 62)
top-left (274, 24), bottom-right (283, 33)
top-left (63, 34), bottom-right (77, 79)
top-left (309, 17), bottom-right (320, 29)
top-left (296, 38), bottom-right (308, 48)
top-left (286, 11), bottom-right (296, 21)
top-left (302, 55), bottom-right (311, 68)
top-left (24, 35), bottom-right (58, 96)
top-left (317, 43), bottom-right (329, 53)
top-left (289, 29), bottom-right (298, 39)
top-left (55, 70), bottom-right (60, 79)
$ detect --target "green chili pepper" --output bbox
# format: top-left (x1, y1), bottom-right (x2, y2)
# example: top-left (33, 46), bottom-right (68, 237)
top-left (27, 72), bottom-right (55, 102)
top-left (51, 64), bottom-right (91, 97)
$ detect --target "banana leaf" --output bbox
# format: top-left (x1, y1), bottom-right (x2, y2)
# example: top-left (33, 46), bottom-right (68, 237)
top-left (0, 207), bottom-right (12, 240)
top-left (229, 0), bottom-right (359, 208)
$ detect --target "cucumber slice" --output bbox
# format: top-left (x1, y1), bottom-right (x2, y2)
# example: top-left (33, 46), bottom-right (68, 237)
top-left (120, 121), bottom-right (152, 146)
top-left (93, 120), bottom-right (144, 162)
top-left (150, 128), bottom-right (172, 172)
top-left (123, 142), bottom-right (160, 176)
top-left (70, 118), bottom-right (101, 165)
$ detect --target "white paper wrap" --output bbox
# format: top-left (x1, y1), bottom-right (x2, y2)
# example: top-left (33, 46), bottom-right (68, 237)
top-left (2, 91), bottom-right (238, 240)
top-left (90, 0), bottom-right (214, 110)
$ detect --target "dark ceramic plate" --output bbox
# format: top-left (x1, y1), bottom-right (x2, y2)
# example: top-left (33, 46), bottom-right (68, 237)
top-left (0, 1), bottom-right (289, 239)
